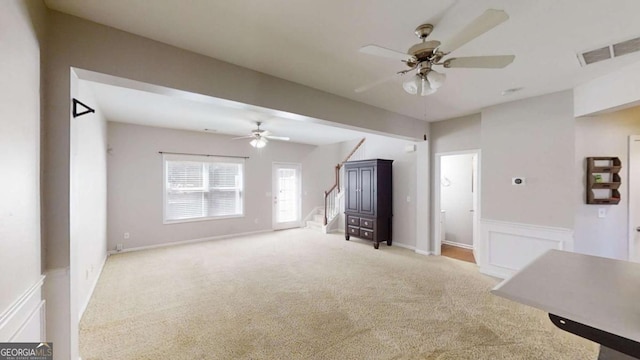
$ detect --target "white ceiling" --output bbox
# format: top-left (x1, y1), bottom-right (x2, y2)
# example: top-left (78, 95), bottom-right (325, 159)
top-left (49, 0), bottom-right (640, 122)
top-left (83, 79), bottom-right (375, 146)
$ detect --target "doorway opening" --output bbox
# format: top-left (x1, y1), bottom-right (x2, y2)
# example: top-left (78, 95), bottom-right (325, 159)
top-left (434, 150), bottom-right (480, 264)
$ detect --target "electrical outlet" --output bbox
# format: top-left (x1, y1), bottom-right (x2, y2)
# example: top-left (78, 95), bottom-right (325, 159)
top-left (85, 269), bottom-right (90, 280)
top-left (123, 232), bottom-right (130, 239)
top-left (116, 243), bottom-right (123, 252)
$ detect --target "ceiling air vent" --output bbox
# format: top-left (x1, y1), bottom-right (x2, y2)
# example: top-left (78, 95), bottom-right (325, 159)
top-left (580, 47), bottom-right (611, 65)
top-left (578, 36), bottom-right (640, 66)
top-left (613, 37), bottom-right (640, 57)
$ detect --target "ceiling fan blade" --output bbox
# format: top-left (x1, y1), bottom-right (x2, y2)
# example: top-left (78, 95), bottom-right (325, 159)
top-left (438, 9), bottom-right (509, 54)
top-left (359, 45), bottom-right (412, 62)
top-left (443, 55), bottom-right (515, 69)
top-left (232, 135), bottom-right (254, 140)
top-left (355, 73), bottom-right (403, 93)
top-left (265, 135), bottom-right (290, 141)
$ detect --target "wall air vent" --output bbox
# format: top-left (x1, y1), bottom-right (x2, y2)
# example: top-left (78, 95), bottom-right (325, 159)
top-left (578, 36), bottom-right (640, 66)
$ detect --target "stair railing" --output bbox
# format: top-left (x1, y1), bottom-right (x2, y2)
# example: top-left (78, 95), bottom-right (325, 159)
top-left (323, 138), bottom-right (366, 225)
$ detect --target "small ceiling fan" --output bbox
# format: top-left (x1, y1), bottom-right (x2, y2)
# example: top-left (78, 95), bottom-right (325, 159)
top-left (356, 9), bottom-right (515, 96)
top-left (233, 122), bottom-right (290, 148)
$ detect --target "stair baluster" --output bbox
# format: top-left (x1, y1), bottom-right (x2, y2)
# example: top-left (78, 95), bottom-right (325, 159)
top-left (323, 138), bottom-right (366, 226)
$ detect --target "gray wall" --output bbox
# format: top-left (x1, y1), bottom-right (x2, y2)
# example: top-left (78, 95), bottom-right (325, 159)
top-left (430, 114), bottom-right (481, 154)
top-left (42, 10), bottom-right (427, 270)
top-left (481, 91), bottom-right (575, 229)
top-left (107, 122), bottom-right (321, 250)
top-left (574, 106), bottom-right (640, 259)
top-left (0, 0), bottom-right (46, 323)
top-left (301, 141), bottom-right (344, 216)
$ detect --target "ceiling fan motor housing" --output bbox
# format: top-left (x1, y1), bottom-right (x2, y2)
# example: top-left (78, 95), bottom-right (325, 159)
top-left (408, 40), bottom-right (441, 59)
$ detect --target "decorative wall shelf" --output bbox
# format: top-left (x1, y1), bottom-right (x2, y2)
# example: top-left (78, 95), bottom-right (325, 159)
top-left (586, 157), bottom-right (621, 205)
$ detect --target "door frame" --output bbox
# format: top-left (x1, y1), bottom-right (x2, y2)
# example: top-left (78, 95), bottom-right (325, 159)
top-left (628, 136), bottom-right (640, 262)
top-left (433, 149), bottom-right (481, 258)
top-left (272, 162), bottom-right (302, 230)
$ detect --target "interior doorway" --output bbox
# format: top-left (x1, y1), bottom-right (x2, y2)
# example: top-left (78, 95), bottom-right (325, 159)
top-left (272, 162), bottom-right (302, 230)
top-left (629, 136), bottom-right (640, 262)
top-left (434, 150), bottom-right (480, 264)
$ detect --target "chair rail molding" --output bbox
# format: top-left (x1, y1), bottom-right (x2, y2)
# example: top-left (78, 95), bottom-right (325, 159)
top-left (478, 219), bottom-right (574, 279)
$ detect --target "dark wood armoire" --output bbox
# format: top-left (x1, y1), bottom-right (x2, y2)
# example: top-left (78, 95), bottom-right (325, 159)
top-left (344, 159), bottom-right (393, 249)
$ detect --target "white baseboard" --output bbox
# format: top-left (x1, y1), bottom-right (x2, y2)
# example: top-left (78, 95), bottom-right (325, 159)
top-left (79, 254), bottom-right (107, 320)
top-left (479, 267), bottom-right (513, 279)
top-left (108, 229), bottom-right (274, 255)
top-left (442, 240), bottom-right (474, 250)
top-left (478, 219), bottom-right (573, 279)
top-left (0, 275), bottom-right (46, 342)
top-left (414, 249), bottom-right (433, 256)
top-left (392, 242), bottom-right (416, 251)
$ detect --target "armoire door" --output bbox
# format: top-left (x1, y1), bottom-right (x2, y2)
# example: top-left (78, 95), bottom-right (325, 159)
top-left (359, 166), bottom-right (375, 216)
top-left (345, 167), bottom-right (359, 213)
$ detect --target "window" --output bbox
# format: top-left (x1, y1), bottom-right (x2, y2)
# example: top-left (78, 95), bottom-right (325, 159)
top-left (163, 154), bottom-right (244, 223)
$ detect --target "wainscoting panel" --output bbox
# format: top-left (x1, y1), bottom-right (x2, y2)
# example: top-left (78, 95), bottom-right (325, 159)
top-left (0, 275), bottom-right (45, 342)
top-left (479, 219), bottom-right (574, 279)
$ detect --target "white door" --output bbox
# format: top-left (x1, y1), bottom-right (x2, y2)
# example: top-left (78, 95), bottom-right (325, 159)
top-left (273, 163), bottom-right (302, 230)
top-left (629, 136), bottom-right (640, 262)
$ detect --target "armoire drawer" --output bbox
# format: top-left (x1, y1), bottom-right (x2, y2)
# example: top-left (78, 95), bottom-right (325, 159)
top-left (347, 216), bottom-right (360, 226)
top-left (347, 226), bottom-right (360, 236)
top-left (359, 228), bottom-right (374, 240)
top-left (360, 218), bottom-right (374, 229)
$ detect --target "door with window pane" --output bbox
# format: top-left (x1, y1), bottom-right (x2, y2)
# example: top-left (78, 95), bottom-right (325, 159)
top-left (272, 163), bottom-right (302, 230)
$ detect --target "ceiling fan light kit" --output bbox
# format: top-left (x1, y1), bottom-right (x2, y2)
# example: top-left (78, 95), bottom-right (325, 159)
top-left (233, 121), bottom-right (290, 148)
top-left (403, 74), bottom-right (435, 96)
top-left (357, 9), bottom-right (515, 97)
top-left (250, 137), bottom-right (267, 148)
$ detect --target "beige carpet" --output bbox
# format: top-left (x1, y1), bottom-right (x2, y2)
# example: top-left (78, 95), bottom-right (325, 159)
top-left (80, 229), bottom-right (598, 359)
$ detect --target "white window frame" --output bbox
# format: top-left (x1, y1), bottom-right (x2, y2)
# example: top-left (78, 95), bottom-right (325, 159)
top-left (162, 154), bottom-right (245, 224)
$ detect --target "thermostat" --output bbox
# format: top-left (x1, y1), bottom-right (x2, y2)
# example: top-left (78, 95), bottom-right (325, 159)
top-left (512, 177), bottom-right (526, 185)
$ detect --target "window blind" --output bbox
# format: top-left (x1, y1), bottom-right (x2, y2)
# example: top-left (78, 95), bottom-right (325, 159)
top-left (164, 154), bottom-right (244, 222)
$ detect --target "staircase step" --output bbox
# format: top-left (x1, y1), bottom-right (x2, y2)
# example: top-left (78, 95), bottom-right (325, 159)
top-left (313, 214), bottom-right (324, 223)
top-left (306, 220), bottom-right (323, 231)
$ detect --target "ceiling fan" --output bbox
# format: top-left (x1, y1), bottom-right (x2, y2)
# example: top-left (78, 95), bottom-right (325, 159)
top-left (233, 122), bottom-right (290, 148)
top-left (356, 9), bottom-right (515, 96)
